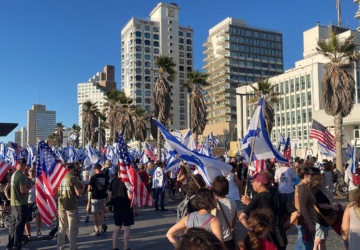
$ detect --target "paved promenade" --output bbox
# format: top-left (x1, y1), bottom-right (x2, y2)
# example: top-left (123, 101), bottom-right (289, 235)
top-left (0, 196), bottom-right (348, 250)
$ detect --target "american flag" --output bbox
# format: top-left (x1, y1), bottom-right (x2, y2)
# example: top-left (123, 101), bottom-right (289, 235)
top-left (0, 158), bottom-right (11, 182)
top-left (283, 137), bottom-right (291, 162)
top-left (252, 159), bottom-right (267, 174)
top-left (118, 134), bottom-right (152, 207)
top-left (36, 141), bottom-right (68, 225)
top-left (144, 142), bottom-right (156, 161)
top-left (310, 119), bottom-right (335, 152)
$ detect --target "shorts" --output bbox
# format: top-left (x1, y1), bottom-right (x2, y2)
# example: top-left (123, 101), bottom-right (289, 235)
top-left (315, 223), bottom-right (329, 239)
top-left (91, 199), bottom-right (106, 213)
top-left (114, 208), bottom-right (134, 227)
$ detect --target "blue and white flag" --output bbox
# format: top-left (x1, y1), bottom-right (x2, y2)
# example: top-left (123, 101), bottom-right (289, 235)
top-left (241, 98), bottom-right (288, 164)
top-left (86, 143), bottom-right (100, 167)
top-left (182, 129), bottom-right (197, 151)
top-left (0, 142), bottom-right (7, 159)
top-left (277, 132), bottom-right (286, 149)
top-left (346, 143), bottom-right (353, 159)
top-left (139, 151), bottom-right (149, 165)
top-left (61, 146), bottom-right (78, 163)
top-left (199, 137), bottom-right (210, 156)
top-left (52, 146), bottom-right (64, 162)
top-left (69, 133), bottom-right (78, 141)
top-left (318, 142), bottom-right (337, 158)
top-left (172, 129), bottom-right (183, 142)
top-left (6, 148), bottom-right (17, 166)
top-left (106, 145), bottom-right (118, 166)
top-left (348, 140), bottom-right (357, 174)
top-left (153, 118), bottom-right (232, 186)
top-left (208, 132), bottom-right (219, 147)
top-left (76, 148), bottom-right (85, 162)
top-left (26, 144), bottom-right (37, 166)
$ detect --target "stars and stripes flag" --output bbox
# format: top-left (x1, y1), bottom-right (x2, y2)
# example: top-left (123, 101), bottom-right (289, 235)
top-left (36, 141), bottom-right (68, 225)
top-left (0, 158), bottom-right (11, 182)
top-left (283, 137), bottom-right (291, 162)
top-left (310, 119), bottom-right (336, 154)
top-left (249, 160), bottom-right (267, 174)
top-left (118, 133), bottom-right (152, 207)
top-left (144, 142), bottom-right (156, 161)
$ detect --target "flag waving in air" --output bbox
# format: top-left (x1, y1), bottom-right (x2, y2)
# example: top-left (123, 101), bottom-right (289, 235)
top-left (36, 141), bottom-right (68, 225)
top-left (118, 133), bottom-right (152, 207)
top-left (310, 119), bottom-right (335, 155)
top-left (144, 142), bottom-right (156, 161)
top-left (0, 158), bottom-right (11, 182)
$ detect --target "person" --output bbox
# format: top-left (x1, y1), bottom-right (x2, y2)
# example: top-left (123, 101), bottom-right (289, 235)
top-left (103, 160), bottom-right (115, 184)
top-left (239, 172), bottom-right (298, 250)
top-left (310, 172), bottom-right (338, 250)
top-left (6, 158), bottom-right (33, 250)
top-left (109, 172), bottom-right (134, 250)
top-left (88, 163), bottom-right (109, 236)
top-left (152, 160), bottom-right (167, 211)
top-left (24, 166), bottom-right (42, 239)
top-left (294, 166), bottom-right (317, 250)
top-left (177, 164), bottom-right (189, 193)
top-left (274, 163), bottom-right (297, 203)
top-left (177, 227), bottom-right (226, 250)
top-left (226, 165), bottom-right (242, 210)
top-left (241, 209), bottom-right (278, 250)
top-left (138, 164), bottom-right (150, 191)
top-left (57, 162), bottom-right (85, 250)
top-left (342, 188), bottom-right (360, 250)
top-left (344, 163), bottom-right (359, 202)
top-left (212, 175), bottom-right (238, 250)
top-left (322, 162), bottom-right (333, 202)
top-left (166, 188), bottom-right (223, 248)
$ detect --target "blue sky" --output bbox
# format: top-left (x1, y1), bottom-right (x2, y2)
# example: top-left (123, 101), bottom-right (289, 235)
top-left (0, 0), bottom-right (358, 143)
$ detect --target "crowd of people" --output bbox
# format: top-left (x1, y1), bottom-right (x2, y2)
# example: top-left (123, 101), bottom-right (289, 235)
top-left (1, 155), bottom-right (360, 249)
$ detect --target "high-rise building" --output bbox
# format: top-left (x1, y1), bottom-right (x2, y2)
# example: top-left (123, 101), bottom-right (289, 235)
top-left (121, 2), bottom-right (193, 130)
top-left (237, 23), bottom-right (360, 156)
top-left (203, 17), bottom-right (284, 127)
top-left (14, 126), bottom-right (27, 147)
top-left (77, 65), bottom-right (116, 146)
top-left (27, 105), bottom-right (56, 145)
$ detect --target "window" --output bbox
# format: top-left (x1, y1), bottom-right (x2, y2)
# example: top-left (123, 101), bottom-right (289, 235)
top-left (145, 105), bottom-right (151, 111)
top-left (153, 34), bottom-right (159, 40)
top-left (295, 78), bottom-right (300, 91)
top-left (179, 31), bottom-right (183, 36)
top-left (136, 53), bottom-right (141, 59)
top-left (307, 74), bottom-right (311, 88)
top-left (153, 27), bottom-right (159, 32)
top-left (136, 97), bottom-right (142, 103)
top-left (186, 53), bottom-right (192, 58)
top-left (145, 69), bottom-right (150, 75)
top-left (179, 52), bottom-right (184, 57)
top-left (301, 76), bottom-right (306, 89)
top-left (186, 33), bottom-right (192, 38)
top-left (179, 66), bottom-right (184, 72)
top-left (136, 46), bottom-right (142, 52)
top-left (145, 90), bottom-right (151, 97)
top-left (136, 38), bottom-right (141, 44)
top-left (145, 62), bottom-right (151, 67)
top-left (145, 76), bottom-right (151, 82)
top-left (145, 98), bottom-right (151, 104)
top-left (145, 54), bottom-right (151, 60)
top-left (136, 75), bottom-right (142, 81)
top-left (179, 38), bottom-right (184, 43)
top-left (145, 83), bottom-right (151, 89)
top-left (136, 68), bottom-right (142, 74)
top-left (154, 48), bottom-right (159, 54)
top-left (136, 90), bottom-right (142, 96)
top-left (153, 41), bottom-right (159, 47)
top-left (144, 40), bottom-right (150, 46)
top-left (144, 33), bottom-right (150, 38)
top-left (355, 126), bottom-right (360, 139)
top-left (136, 60), bottom-right (141, 66)
top-left (145, 47), bottom-right (151, 53)
top-left (135, 31), bottom-right (141, 37)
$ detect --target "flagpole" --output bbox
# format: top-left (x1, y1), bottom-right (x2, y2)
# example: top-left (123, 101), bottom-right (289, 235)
top-left (175, 154), bottom-right (201, 188)
top-left (244, 137), bottom-right (257, 195)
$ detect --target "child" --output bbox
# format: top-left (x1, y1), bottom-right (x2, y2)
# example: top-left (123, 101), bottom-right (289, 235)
top-left (241, 209), bottom-right (277, 250)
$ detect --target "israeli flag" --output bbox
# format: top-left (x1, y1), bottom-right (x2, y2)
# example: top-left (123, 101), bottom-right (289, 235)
top-left (0, 142), bottom-right (7, 159)
top-left (26, 144), bottom-right (37, 165)
top-left (208, 132), bottom-right (219, 146)
top-left (318, 142), bottom-right (337, 158)
top-left (182, 129), bottom-right (197, 151)
top-left (241, 98), bottom-right (287, 164)
top-left (69, 133), bottom-right (78, 141)
top-left (153, 118), bottom-right (232, 186)
top-left (348, 140), bottom-right (357, 174)
top-left (86, 143), bottom-right (100, 166)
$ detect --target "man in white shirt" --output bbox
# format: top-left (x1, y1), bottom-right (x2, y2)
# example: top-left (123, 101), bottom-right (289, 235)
top-left (152, 161), bottom-right (167, 211)
top-left (274, 163), bottom-right (297, 202)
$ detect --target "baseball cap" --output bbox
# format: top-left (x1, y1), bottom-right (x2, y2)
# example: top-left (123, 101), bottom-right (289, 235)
top-left (105, 160), bottom-right (112, 166)
top-left (250, 172), bottom-right (270, 185)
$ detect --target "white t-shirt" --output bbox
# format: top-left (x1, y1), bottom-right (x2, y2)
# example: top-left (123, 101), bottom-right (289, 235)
top-left (274, 167), bottom-right (296, 194)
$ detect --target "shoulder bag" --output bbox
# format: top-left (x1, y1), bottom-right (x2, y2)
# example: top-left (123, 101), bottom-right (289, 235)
top-left (217, 200), bottom-right (239, 250)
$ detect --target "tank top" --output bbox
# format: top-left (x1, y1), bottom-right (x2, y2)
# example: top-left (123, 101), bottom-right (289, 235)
top-left (349, 205), bottom-right (360, 249)
top-left (185, 212), bottom-right (214, 232)
top-left (227, 173), bottom-right (240, 201)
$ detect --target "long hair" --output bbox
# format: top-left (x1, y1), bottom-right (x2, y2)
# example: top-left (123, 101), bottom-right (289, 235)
top-left (242, 209), bottom-right (272, 250)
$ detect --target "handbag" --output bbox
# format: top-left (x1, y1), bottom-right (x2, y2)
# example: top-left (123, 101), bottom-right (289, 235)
top-left (313, 205), bottom-right (337, 226)
top-left (217, 201), bottom-right (239, 250)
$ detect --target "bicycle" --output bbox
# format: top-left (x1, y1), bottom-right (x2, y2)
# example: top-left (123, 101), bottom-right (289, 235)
top-left (168, 181), bottom-right (186, 201)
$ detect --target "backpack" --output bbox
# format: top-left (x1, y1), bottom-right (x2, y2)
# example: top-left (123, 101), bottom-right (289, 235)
top-left (352, 168), bottom-right (360, 186)
top-left (102, 168), bottom-right (110, 184)
top-left (176, 195), bottom-right (194, 222)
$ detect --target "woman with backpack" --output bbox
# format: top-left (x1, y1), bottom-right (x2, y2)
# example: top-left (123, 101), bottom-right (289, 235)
top-left (167, 188), bottom-right (223, 248)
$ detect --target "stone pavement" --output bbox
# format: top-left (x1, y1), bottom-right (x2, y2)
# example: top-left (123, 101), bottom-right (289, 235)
top-left (0, 196), bottom-right (348, 250)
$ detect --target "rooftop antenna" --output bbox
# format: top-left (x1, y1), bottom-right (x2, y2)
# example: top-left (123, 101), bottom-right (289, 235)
top-left (337, 0), bottom-right (341, 27)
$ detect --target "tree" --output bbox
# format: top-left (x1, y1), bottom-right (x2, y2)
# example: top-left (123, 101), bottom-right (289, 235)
top-left (182, 70), bottom-right (210, 143)
top-left (54, 122), bottom-right (64, 148)
top-left (134, 107), bottom-right (149, 152)
top-left (71, 124), bottom-right (81, 147)
top-left (248, 78), bottom-right (281, 135)
top-left (103, 90), bottom-right (135, 143)
top-left (316, 33), bottom-right (360, 173)
top-left (82, 101), bottom-right (101, 145)
top-left (151, 56), bottom-right (176, 160)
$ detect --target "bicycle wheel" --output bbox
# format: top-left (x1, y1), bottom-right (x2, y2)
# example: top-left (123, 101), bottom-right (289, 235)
top-left (169, 185), bottom-right (184, 201)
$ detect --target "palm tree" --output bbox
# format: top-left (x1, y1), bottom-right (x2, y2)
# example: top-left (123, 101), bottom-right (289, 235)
top-left (54, 122), bottom-right (64, 148)
top-left (82, 101), bottom-right (101, 145)
top-left (151, 55), bottom-right (176, 160)
top-left (182, 70), bottom-right (210, 143)
top-left (248, 78), bottom-right (281, 135)
top-left (134, 107), bottom-right (149, 152)
top-left (71, 124), bottom-right (81, 147)
top-left (316, 33), bottom-right (360, 173)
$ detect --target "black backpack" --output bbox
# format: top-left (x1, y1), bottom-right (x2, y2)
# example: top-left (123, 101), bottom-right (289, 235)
top-left (102, 168), bottom-right (110, 183)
